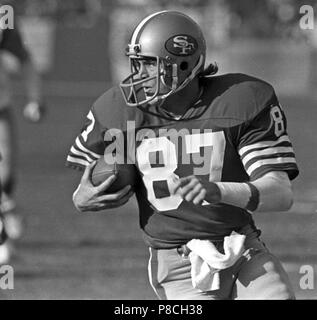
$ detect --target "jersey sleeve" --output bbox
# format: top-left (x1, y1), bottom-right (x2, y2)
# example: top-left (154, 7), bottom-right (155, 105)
top-left (0, 28), bottom-right (29, 63)
top-left (66, 108), bottom-right (105, 170)
top-left (237, 103), bottom-right (299, 181)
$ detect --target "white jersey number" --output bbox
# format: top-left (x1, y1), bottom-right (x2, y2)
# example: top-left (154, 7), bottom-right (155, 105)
top-left (271, 105), bottom-right (285, 137)
top-left (136, 131), bottom-right (226, 211)
top-left (82, 111), bottom-right (95, 142)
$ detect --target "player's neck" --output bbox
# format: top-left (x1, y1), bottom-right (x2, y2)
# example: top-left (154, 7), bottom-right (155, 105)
top-left (161, 78), bottom-right (201, 117)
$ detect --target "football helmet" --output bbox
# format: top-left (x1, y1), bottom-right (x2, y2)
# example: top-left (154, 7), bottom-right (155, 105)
top-left (120, 10), bottom-right (206, 107)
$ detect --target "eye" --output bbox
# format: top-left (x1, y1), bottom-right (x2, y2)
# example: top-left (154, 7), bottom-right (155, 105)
top-left (132, 59), bottom-right (141, 71)
top-left (144, 59), bottom-right (157, 68)
top-left (149, 61), bottom-right (157, 66)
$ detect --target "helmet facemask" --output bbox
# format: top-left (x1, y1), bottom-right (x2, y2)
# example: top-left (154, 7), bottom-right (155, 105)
top-left (120, 53), bottom-right (205, 107)
top-left (120, 55), bottom-right (165, 107)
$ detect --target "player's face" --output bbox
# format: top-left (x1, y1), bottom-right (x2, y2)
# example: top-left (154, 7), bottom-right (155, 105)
top-left (133, 58), bottom-right (169, 96)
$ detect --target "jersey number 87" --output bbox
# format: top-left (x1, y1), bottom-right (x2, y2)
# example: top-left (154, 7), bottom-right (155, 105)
top-left (136, 131), bottom-right (226, 211)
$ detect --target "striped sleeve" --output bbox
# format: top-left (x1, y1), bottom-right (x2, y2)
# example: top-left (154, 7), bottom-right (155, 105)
top-left (238, 104), bottom-right (299, 180)
top-left (66, 109), bottom-right (104, 170)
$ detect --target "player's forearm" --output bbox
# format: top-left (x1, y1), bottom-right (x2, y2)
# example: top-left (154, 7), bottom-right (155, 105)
top-left (216, 171), bottom-right (293, 213)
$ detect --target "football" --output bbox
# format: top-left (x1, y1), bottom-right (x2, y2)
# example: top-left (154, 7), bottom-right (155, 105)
top-left (91, 157), bottom-right (138, 193)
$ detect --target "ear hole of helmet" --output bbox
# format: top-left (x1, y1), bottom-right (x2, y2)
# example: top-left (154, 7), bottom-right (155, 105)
top-left (180, 61), bottom-right (188, 71)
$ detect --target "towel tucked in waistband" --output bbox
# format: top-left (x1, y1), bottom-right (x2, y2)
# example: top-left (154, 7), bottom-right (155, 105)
top-left (186, 231), bottom-right (246, 292)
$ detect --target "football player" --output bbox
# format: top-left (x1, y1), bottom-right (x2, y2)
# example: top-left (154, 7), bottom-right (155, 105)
top-left (0, 24), bottom-right (44, 262)
top-left (67, 11), bottom-right (299, 299)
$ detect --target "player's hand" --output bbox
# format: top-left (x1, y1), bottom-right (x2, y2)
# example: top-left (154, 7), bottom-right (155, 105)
top-left (72, 161), bottom-right (134, 212)
top-left (23, 101), bottom-right (46, 123)
top-left (171, 175), bottom-right (221, 205)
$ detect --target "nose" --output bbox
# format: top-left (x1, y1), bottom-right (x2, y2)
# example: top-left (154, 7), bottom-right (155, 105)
top-left (138, 62), bottom-right (148, 78)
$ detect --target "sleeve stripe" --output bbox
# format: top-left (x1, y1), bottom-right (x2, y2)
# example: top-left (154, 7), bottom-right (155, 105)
top-left (241, 146), bottom-right (294, 166)
top-left (70, 146), bottom-right (97, 162)
top-left (246, 157), bottom-right (297, 176)
top-left (75, 137), bottom-right (102, 159)
top-left (66, 155), bottom-right (91, 167)
top-left (239, 135), bottom-right (291, 156)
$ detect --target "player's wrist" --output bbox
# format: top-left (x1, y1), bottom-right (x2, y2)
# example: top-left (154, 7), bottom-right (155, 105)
top-left (215, 182), bottom-right (251, 209)
top-left (203, 181), bottom-right (222, 204)
top-left (244, 182), bottom-right (260, 212)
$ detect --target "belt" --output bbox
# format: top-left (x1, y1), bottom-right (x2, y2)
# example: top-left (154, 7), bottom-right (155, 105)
top-left (176, 244), bottom-right (192, 258)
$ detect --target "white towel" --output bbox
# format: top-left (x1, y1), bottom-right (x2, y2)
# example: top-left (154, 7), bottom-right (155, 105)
top-left (186, 231), bottom-right (246, 291)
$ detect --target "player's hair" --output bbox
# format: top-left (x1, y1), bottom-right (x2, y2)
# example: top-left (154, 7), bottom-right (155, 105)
top-left (200, 62), bottom-right (219, 78)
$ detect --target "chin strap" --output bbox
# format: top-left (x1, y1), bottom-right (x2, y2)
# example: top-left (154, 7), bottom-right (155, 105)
top-left (148, 54), bottom-right (205, 106)
top-left (171, 64), bottom-right (178, 90)
top-left (173, 54), bottom-right (205, 93)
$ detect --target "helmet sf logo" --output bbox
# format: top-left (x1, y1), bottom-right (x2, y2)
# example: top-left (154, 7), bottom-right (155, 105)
top-left (165, 35), bottom-right (197, 56)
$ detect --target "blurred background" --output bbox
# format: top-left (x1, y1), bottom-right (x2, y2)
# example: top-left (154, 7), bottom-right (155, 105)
top-left (0, 0), bottom-right (316, 299)
top-left (10, 0), bottom-right (317, 94)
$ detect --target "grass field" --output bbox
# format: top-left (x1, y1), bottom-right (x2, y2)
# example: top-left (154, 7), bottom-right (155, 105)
top-left (0, 93), bottom-right (316, 300)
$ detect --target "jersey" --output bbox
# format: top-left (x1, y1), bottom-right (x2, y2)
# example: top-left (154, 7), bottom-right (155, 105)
top-left (66, 73), bottom-right (299, 249)
top-left (0, 27), bottom-right (30, 108)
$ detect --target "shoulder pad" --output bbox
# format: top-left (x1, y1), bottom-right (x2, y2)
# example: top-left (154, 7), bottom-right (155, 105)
top-left (202, 73), bottom-right (277, 127)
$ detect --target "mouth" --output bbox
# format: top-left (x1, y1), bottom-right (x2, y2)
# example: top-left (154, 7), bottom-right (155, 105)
top-left (143, 86), bottom-right (154, 95)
